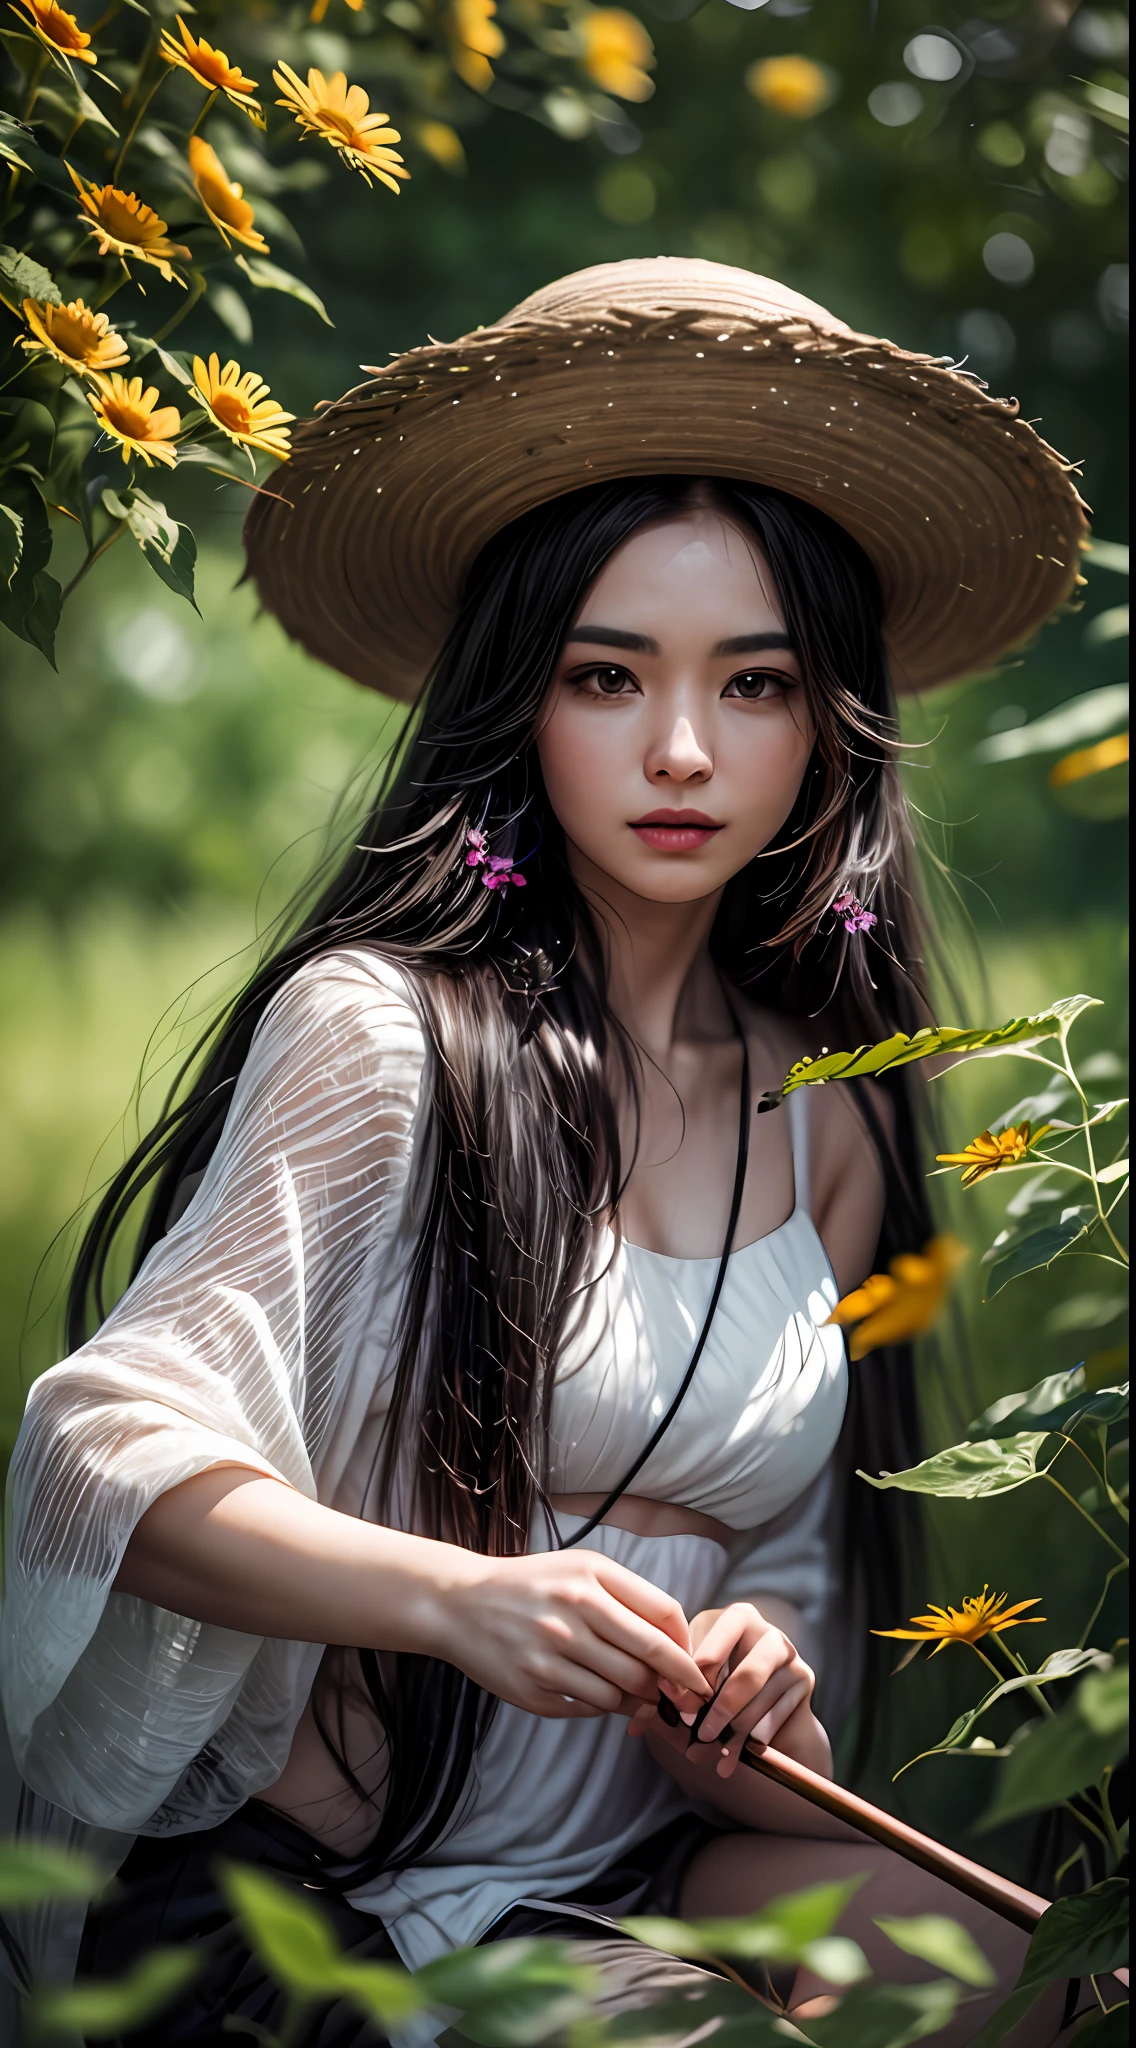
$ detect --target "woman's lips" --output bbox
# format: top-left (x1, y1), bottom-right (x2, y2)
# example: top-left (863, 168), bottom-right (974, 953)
top-left (630, 810), bottom-right (724, 852)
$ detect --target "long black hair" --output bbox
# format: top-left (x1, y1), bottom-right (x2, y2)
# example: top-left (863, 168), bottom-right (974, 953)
top-left (68, 475), bottom-right (933, 1882)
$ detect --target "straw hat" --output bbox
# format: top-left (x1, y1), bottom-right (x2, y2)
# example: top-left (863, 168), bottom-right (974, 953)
top-left (243, 257), bottom-right (1088, 697)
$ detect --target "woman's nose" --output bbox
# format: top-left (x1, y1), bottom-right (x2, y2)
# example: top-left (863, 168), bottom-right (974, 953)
top-left (645, 714), bottom-right (713, 783)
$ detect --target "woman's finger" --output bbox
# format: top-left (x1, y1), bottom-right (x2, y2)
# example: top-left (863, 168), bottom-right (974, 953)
top-left (589, 1588), bottom-right (712, 1699)
top-left (695, 1639), bottom-right (802, 1744)
top-left (525, 1655), bottom-right (627, 1715)
top-left (708, 1675), bottom-right (812, 1776)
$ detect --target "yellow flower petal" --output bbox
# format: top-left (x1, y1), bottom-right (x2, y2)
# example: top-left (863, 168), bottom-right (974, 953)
top-left (188, 135), bottom-right (268, 252)
top-left (273, 63), bottom-right (409, 190)
top-left (21, 296), bottom-right (129, 378)
top-left (578, 7), bottom-right (655, 103)
top-left (746, 54), bottom-right (834, 119)
top-left (89, 373), bottom-right (181, 468)
top-left (191, 351), bottom-right (294, 460)
top-left (826, 1235), bottom-right (966, 1360)
top-left (11, 0), bottom-right (96, 65)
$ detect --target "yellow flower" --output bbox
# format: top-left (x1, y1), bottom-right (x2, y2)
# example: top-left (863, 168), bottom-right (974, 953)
top-left (159, 16), bottom-right (262, 120)
top-left (578, 8), bottom-right (655, 102)
top-left (69, 167), bottom-right (190, 285)
top-left (272, 65), bottom-right (409, 192)
top-left (417, 119), bottom-right (466, 172)
top-left (21, 296), bottom-right (129, 378)
top-left (449, 0), bottom-right (504, 93)
top-left (826, 1234), bottom-right (967, 1361)
top-left (88, 374), bottom-right (181, 468)
top-left (309, 0), bottom-right (364, 17)
top-left (188, 136), bottom-right (268, 252)
top-left (746, 54), bottom-right (834, 120)
top-left (10, 0), bottom-right (95, 64)
top-left (191, 353), bottom-right (294, 461)
top-left (875, 1587), bottom-right (1046, 1657)
top-left (1050, 731), bottom-right (1129, 787)
top-left (937, 1121), bottom-right (1051, 1190)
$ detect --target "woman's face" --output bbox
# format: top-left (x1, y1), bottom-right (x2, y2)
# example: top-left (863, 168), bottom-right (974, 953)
top-left (536, 507), bottom-right (815, 907)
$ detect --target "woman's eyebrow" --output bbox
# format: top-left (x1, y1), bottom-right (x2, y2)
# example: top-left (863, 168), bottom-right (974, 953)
top-left (714, 632), bottom-right (797, 656)
top-left (565, 626), bottom-right (659, 652)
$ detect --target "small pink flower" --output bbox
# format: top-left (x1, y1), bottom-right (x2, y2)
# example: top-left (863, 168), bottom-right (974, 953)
top-left (483, 855), bottom-right (525, 891)
top-left (465, 827), bottom-right (490, 868)
top-left (832, 889), bottom-right (876, 934)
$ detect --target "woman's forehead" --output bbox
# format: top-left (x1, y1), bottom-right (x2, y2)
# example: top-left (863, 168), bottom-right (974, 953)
top-left (575, 510), bottom-right (784, 626)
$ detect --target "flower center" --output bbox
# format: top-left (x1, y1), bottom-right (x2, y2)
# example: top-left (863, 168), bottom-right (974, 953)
top-left (103, 397), bottom-right (152, 439)
top-left (318, 108), bottom-right (365, 146)
top-left (50, 310), bottom-right (99, 360)
top-left (98, 194), bottom-right (156, 245)
top-left (210, 390), bottom-right (253, 434)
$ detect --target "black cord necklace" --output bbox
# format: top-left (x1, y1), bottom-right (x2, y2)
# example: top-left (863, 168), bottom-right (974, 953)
top-left (559, 999), bottom-right (751, 1549)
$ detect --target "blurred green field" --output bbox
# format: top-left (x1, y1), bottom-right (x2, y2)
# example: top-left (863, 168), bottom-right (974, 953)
top-left (0, 0), bottom-right (1128, 1882)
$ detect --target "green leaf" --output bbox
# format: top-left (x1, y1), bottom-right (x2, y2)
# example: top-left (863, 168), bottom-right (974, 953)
top-left (595, 1975), bottom-right (785, 2044)
top-left (0, 113), bottom-right (77, 197)
top-left (861, 1434), bottom-right (1049, 1499)
top-left (1071, 2004), bottom-right (1130, 2045)
top-left (625, 1880), bottom-right (857, 1958)
top-left (0, 1836), bottom-right (108, 1908)
top-left (128, 336), bottom-right (198, 391)
top-left (972, 1880), bottom-right (1129, 2048)
top-left (968, 1367), bottom-right (1128, 1439)
top-left (0, 500), bottom-right (22, 585)
top-left (219, 1863), bottom-right (353, 1996)
top-left (796, 1977), bottom-right (962, 2048)
top-left (975, 687), bottom-right (1129, 763)
top-left (979, 1667), bottom-right (1129, 1827)
top-left (909, 1650), bottom-right (1113, 1767)
top-left (767, 1000), bottom-right (1100, 1107)
top-left (0, 243), bottom-right (61, 310)
top-left (210, 282), bottom-right (254, 344)
top-left (420, 1940), bottom-right (600, 2046)
top-left (103, 486), bottom-right (199, 609)
top-left (0, 473), bottom-right (60, 664)
top-left (1085, 540), bottom-right (1130, 577)
top-left (983, 1209), bottom-right (1095, 1299)
top-left (1046, 1293), bottom-right (1128, 1337)
top-left (874, 1916), bottom-right (996, 1988)
top-left (30, 1948), bottom-right (200, 2037)
top-left (236, 254), bottom-right (334, 326)
top-left (1085, 605), bottom-right (1129, 647)
top-left (219, 1864), bottom-right (420, 2023)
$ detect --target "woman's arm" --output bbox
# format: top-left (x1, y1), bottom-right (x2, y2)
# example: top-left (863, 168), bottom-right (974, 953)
top-left (117, 1465), bottom-right (713, 1720)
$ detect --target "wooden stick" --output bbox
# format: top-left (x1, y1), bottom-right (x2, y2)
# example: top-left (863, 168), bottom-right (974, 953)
top-left (739, 1741), bottom-right (1049, 1934)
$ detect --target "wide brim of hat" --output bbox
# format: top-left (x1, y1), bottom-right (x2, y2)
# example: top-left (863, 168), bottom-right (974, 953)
top-left (243, 258), bottom-right (1089, 698)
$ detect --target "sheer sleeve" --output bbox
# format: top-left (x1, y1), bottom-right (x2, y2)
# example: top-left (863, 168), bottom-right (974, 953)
top-left (0, 949), bottom-right (429, 1831)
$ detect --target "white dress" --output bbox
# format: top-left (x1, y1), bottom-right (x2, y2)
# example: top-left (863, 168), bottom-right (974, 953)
top-left (0, 947), bottom-right (847, 1997)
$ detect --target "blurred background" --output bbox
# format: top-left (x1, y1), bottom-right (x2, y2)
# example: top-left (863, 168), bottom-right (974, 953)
top-left (0, 0), bottom-right (1128, 1876)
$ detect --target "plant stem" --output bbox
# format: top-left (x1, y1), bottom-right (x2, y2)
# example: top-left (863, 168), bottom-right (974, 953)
top-left (1097, 1425), bottom-right (1129, 1526)
top-left (987, 1634), bottom-right (1056, 1718)
top-left (187, 89), bottom-right (219, 141)
top-left (90, 266), bottom-right (129, 312)
top-left (1059, 1029), bottom-right (1129, 1264)
top-left (61, 519), bottom-right (125, 601)
top-left (1042, 1469), bottom-right (1129, 1561)
top-left (112, 73), bottom-right (168, 183)
top-left (1063, 1797), bottom-right (1111, 1855)
top-left (151, 270), bottom-right (205, 343)
top-left (1079, 1559), bottom-right (1129, 1649)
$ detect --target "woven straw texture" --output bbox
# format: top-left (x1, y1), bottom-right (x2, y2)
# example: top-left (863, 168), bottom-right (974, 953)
top-left (243, 258), bottom-right (1089, 698)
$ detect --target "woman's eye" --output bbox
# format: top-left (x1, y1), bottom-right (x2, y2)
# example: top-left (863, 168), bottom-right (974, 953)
top-left (724, 669), bottom-right (789, 702)
top-left (574, 664), bottom-right (638, 697)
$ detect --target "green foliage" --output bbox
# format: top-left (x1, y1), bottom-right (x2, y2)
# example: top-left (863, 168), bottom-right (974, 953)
top-left (796, 1979), bottom-right (962, 2048)
top-left (28, 1948), bottom-right (201, 2039)
top-left (623, 1875), bottom-right (870, 1984)
top-left (970, 1879), bottom-right (1129, 2047)
top-left (0, 1836), bottom-right (107, 1909)
top-left (861, 1434), bottom-right (1049, 1500)
top-left (873, 1916), bottom-right (996, 1989)
top-left (978, 1666), bottom-right (1129, 1827)
top-left (766, 998), bottom-right (1100, 1107)
top-left (967, 1367), bottom-right (1128, 1440)
top-left (218, 1863), bottom-right (422, 2024)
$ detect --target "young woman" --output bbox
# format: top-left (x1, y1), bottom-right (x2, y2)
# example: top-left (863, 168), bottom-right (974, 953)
top-left (0, 262), bottom-right (1086, 2044)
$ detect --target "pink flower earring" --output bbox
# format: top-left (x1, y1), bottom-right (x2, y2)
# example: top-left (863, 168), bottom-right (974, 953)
top-left (832, 890), bottom-right (877, 934)
top-left (465, 827), bottom-right (527, 892)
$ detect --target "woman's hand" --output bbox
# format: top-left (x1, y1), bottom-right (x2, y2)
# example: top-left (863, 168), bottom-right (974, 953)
top-left (629, 1601), bottom-right (831, 1778)
top-left (438, 1550), bottom-right (715, 1721)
